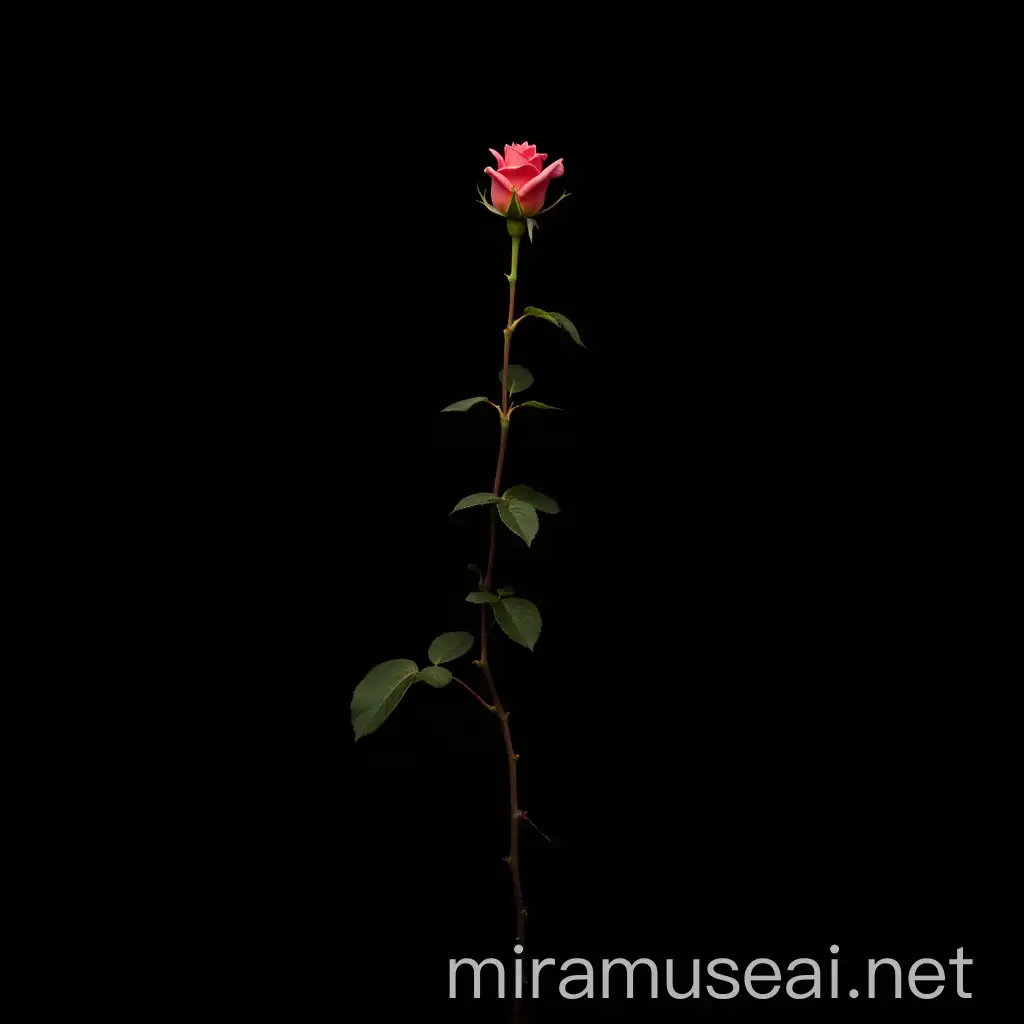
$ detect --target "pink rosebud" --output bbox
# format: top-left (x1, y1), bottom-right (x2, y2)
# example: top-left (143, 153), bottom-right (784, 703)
top-left (485, 142), bottom-right (565, 217)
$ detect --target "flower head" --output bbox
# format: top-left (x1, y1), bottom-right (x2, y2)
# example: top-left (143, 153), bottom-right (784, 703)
top-left (484, 143), bottom-right (565, 218)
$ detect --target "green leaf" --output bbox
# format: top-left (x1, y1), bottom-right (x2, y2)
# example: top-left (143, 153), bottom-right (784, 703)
top-left (492, 597), bottom-right (542, 652)
top-left (526, 217), bottom-right (538, 242)
top-left (498, 364), bottom-right (534, 394)
top-left (451, 492), bottom-right (501, 514)
top-left (428, 630), bottom-right (475, 665)
top-left (351, 658), bottom-right (420, 740)
top-left (466, 591), bottom-right (500, 604)
top-left (503, 484), bottom-right (560, 514)
top-left (522, 306), bottom-right (561, 329)
top-left (523, 307), bottom-right (586, 349)
top-left (516, 400), bottom-right (562, 411)
top-left (442, 396), bottom-right (490, 412)
top-left (498, 498), bottom-right (539, 546)
top-left (550, 312), bottom-right (584, 347)
top-left (417, 665), bottom-right (453, 687)
top-left (497, 586), bottom-right (515, 596)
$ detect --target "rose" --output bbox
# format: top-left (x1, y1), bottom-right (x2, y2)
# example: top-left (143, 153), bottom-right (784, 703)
top-left (485, 142), bottom-right (565, 217)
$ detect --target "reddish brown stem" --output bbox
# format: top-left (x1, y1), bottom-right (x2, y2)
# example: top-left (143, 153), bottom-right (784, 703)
top-left (479, 656), bottom-right (525, 945)
top-left (453, 676), bottom-right (494, 713)
top-left (475, 234), bottom-right (527, 948)
top-left (483, 422), bottom-right (509, 591)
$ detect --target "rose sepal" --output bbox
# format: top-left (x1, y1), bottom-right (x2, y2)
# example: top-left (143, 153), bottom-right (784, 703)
top-left (534, 190), bottom-right (571, 216)
top-left (476, 183), bottom-right (504, 216)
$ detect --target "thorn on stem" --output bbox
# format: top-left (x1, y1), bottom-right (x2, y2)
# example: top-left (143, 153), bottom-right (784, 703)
top-left (522, 812), bottom-right (554, 844)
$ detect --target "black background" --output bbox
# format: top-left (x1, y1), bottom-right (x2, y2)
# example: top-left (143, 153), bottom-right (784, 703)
top-left (199, 98), bottom-right (999, 1019)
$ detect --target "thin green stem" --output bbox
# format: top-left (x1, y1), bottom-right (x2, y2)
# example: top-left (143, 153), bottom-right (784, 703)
top-left (501, 235), bottom-right (520, 413)
top-left (507, 236), bottom-right (520, 327)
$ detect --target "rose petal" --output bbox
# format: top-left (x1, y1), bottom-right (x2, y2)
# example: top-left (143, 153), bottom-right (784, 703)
top-left (499, 163), bottom-right (540, 189)
top-left (516, 158), bottom-right (564, 199)
top-left (485, 167), bottom-right (512, 212)
top-left (488, 148), bottom-right (505, 169)
top-left (485, 166), bottom-right (513, 191)
top-left (503, 147), bottom-right (534, 168)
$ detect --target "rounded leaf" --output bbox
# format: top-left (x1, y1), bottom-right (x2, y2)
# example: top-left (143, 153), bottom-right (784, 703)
top-left (499, 365), bottom-right (534, 394)
top-left (418, 666), bottom-right (453, 687)
top-left (466, 591), bottom-right (500, 604)
top-left (428, 630), bottom-right (475, 665)
top-left (503, 484), bottom-right (560, 514)
top-left (492, 598), bottom-right (542, 652)
top-left (351, 658), bottom-right (420, 740)
top-left (498, 498), bottom-right (539, 546)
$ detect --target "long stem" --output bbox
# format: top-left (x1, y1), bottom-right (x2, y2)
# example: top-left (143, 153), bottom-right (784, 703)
top-left (483, 421), bottom-right (508, 591)
top-left (479, 659), bottom-right (525, 945)
top-left (477, 231), bottom-right (526, 948)
top-left (501, 235), bottom-right (520, 414)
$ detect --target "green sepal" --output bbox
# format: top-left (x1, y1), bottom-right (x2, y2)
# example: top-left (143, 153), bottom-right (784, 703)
top-left (476, 183), bottom-right (503, 216)
top-left (505, 188), bottom-right (526, 220)
top-left (535, 190), bottom-right (571, 215)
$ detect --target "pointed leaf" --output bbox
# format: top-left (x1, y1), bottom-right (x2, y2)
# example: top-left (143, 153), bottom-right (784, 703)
top-left (417, 666), bottom-right (453, 687)
top-left (466, 591), bottom-right (500, 604)
top-left (526, 217), bottom-right (538, 242)
top-left (523, 307), bottom-right (585, 349)
top-left (549, 312), bottom-right (584, 348)
top-left (428, 630), bottom-right (475, 665)
top-left (492, 597), bottom-right (542, 652)
top-left (351, 658), bottom-right (420, 740)
top-left (516, 400), bottom-right (562, 411)
top-left (503, 485), bottom-right (560, 514)
top-left (498, 364), bottom-right (534, 394)
top-left (522, 306), bottom-right (561, 329)
top-left (451, 492), bottom-right (501, 514)
top-left (442, 396), bottom-right (490, 412)
top-left (497, 586), bottom-right (515, 596)
top-left (498, 498), bottom-right (539, 546)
